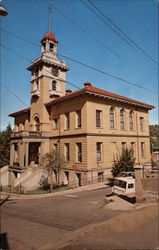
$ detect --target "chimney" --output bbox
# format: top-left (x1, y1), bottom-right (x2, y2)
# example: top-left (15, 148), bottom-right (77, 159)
top-left (66, 89), bottom-right (72, 95)
top-left (84, 81), bottom-right (92, 88)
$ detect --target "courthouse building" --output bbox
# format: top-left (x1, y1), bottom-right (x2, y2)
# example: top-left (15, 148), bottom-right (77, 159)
top-left (9, 27), bottom-right (154, 187)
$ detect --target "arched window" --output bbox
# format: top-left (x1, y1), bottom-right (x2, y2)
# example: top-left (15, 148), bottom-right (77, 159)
top-left (129, 111), bottom-right (133, 130)
top-left (50, 43), bottom-right (54, 51)
top-left (110, 107), bottom-right (115, 129)
top-left (34, 116), bottom-right (40, 132)
top-left (52, 80), bottom-right (57, 90)
top-left (120, 109), bottom-right (125, 130)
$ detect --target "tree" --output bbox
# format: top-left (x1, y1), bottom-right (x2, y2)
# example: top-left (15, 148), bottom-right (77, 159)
top-left (41, 149), bottom-right (66, 190)
top-left (111, 147), bottom-right (135, 177)
top-left (0, 123), bottom-right (12, 168)
top-left (149, 124), bottom-right (159, 152)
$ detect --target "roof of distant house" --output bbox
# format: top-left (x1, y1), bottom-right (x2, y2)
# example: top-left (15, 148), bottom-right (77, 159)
top-left (45, 82), bottom-right (154, 110)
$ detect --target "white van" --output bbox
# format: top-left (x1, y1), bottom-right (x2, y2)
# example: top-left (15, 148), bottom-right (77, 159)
top-left (112, 176), bottom-right (135, 198)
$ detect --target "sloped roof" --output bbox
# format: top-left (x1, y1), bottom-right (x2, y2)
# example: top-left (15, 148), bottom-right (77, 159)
top-left (45, 82), bottom-right (154, 110)
top-left (9, 107), bottom-right (30, 117)
top-left (41, 31), bottom-right (58, 44)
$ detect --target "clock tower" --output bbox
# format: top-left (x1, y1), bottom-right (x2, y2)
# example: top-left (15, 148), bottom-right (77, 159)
top-left (27, 25), bottom-right (69, 132)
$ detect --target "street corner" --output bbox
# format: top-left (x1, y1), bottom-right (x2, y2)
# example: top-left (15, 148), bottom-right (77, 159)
top-left (102, 195), bottom-right (135, 211)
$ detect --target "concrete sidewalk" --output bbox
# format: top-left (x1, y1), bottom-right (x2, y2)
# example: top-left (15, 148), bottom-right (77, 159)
top-left (0, 181), bottom-right (107, 200)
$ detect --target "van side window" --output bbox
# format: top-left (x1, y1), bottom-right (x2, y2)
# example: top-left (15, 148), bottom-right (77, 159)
top-left (128, 183), bottom-right (134, 188)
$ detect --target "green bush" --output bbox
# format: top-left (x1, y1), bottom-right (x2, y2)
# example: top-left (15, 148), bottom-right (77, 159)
top-left (39, 175), bottom-right (50, 191)
top-left (112, 147), bottom-right (135, 177)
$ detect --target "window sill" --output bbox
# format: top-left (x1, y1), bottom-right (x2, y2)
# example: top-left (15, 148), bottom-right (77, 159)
top-left (64, 129), bottom-right (70, 131)
top-left (75, 127), bottom-right (82, 130)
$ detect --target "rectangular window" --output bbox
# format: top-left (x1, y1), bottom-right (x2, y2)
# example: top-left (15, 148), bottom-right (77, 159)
top-left (141, 142), bottom-right (145, 158)
top-left (53, 118), bottom-right (59, 130)
top-left (65, 113), bottom-right (70, 130)
top-left (50, 43), bottom-right (54, 51)
top-left (97, 142), bottom-right (102, 162)
top-left (96, 110), bottom-right (102, 128)
top-left (131, 142), bottom-right (135, 156)
top-left (110, 108), bottom-right (115, 129)
top-left (65, 143), bottom-right (70, 161)
top-left (140, 117), bottom-right (144, 131)
top-left (120, 110), bottom-right (125, 130)
top-left (129, 113), bottom-right (133, 130)
top-left (54, 144), bottom-right (58, 152)
top-left (76, 110), bottom-right (81, 128)
top-left (76, 143), bottom-right (82, 163)
top-left (121, 142), bottom-right (126, 151)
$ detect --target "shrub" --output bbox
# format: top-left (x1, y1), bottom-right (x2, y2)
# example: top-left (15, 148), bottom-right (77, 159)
top-left (112, 147), bottom-right (135, 177)
top-left (39, 175), bottom-right (50, 191)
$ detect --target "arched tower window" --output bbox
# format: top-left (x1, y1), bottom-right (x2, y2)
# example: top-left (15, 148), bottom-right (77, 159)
top-left (110, 107), bottom-right (115, 129)
top-left (120, 109), bottom-right (125, 130)
top-left (34, 116), bottom-right (40, 132)
top-left (129, 111), bottom-right (133, 130)
top-left (52, 80), bottom-right (57, 90)
top-left (50, 43), bottom-right (54, 51)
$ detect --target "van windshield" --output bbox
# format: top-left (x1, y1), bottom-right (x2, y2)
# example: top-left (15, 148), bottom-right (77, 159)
top-left (114, 179), bottom-right (126, 189)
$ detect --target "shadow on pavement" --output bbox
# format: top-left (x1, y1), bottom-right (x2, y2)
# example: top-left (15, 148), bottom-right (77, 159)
top-left (0, 196), bottom-right (9, 206)
top-left (0, 233), bottom-right (10, 250)
top-left (119, 195), bottom-right (136, 204)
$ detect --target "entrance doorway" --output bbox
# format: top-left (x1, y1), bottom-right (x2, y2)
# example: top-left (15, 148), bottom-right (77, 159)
top-left (29, 142), bottom-right (41, 165)
top-left (76, 173), bottom-right (81, 186)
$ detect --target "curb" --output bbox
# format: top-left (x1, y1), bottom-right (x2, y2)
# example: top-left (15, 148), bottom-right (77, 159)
top-left (0, 182), bottom-right (108, 200)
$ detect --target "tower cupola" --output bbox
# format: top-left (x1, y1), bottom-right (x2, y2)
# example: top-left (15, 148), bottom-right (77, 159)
top-left (40, 6), bottom-right (58, 57)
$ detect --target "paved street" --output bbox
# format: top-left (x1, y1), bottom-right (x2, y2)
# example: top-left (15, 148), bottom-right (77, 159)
top-left (1, 188), bottom-right (122, 250)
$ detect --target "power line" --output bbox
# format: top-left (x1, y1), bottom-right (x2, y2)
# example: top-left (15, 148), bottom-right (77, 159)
top-left (51, 4), bottom-right (126, 62)
top-left (82, 0), bottom-right (158, 65)
top-left (0, 43), bottom-right (31, 62)
top-left (60, 53), bottom-right (156, 95)
top-left (1, 81), bottom-right (30, 107)
top-left (81, 0), bottom-right (134, 49)
top-left (1, 40), bottom-right (156, 95)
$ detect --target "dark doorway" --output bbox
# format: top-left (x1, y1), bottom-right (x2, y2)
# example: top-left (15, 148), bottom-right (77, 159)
top-left (29, 142), bottom-right (40, 164)
top-left (76, 173), bottom-right (81, 186)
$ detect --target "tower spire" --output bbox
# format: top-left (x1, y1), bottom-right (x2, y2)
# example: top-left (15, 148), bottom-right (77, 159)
top-left (48, 4), bottom-right (52, 33)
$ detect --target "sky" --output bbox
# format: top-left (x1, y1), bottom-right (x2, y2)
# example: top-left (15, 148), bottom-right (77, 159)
top-left (0, 0), bottom-right (158, 130)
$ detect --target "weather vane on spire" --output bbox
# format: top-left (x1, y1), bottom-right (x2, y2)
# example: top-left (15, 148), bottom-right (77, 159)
top-left (48, 4), bottom-right (52, 33)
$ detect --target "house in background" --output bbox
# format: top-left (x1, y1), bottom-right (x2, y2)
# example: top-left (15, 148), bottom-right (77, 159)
top-left (9, 26), bottom-right (154, 189)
